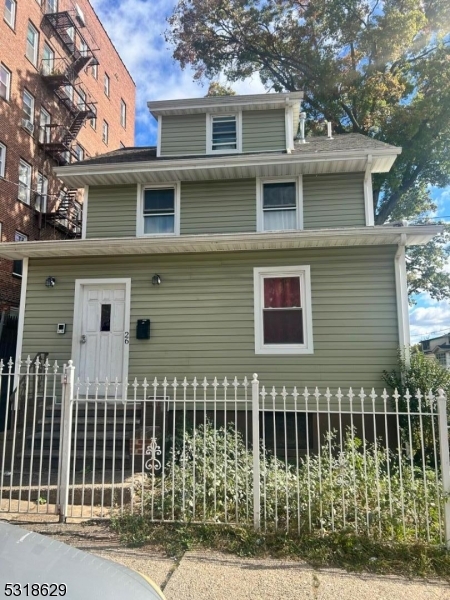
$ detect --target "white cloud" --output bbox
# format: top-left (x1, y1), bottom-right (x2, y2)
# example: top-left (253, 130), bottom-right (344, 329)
top-left (90, 0), bottom-right (268, 146)
top-left (409, 297), bottom-right (450, 341)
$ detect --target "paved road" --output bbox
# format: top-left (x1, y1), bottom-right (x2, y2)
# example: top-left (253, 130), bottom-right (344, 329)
top-left (3, 521), bottom-right (449, 600)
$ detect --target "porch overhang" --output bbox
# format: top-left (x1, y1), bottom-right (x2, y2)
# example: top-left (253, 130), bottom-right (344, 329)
top-left (54, 148), bottom-right (400, 188)
top-left (0, 225), bottom-right (442, 260)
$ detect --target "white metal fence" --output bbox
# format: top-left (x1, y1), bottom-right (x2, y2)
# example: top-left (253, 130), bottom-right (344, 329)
top-left (1, 358), bottom-right (449, 547)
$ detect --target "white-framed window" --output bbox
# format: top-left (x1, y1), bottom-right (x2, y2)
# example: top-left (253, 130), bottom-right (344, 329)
top-left (207, 113), bottom-right (242, 153)
top-left (0, 63), bottom-right (11, 101)
top-left (90, 105), bottom-right (97, 129)
top-left (74, 143), bottom-right (84, 161)
top-left (36, 173), bottom-right (48, 212)
top-left (256, 177), bottom-right (303, 232)
top-left (120, 99), bottom-right (126, 128)
top-left (45, 0), bottom-right (57, 13)
top-left (64, 84), bottom-right (74, 103)
top-left (0, 142), bottom-right (6, 178)
top-left (66, 26), bottom-right (75, 42)
top-left (104, 73), bottom-right (110, 97)
top-left (4, 0), bottom-right (16, 28)
top-left (436, 352), bottom-right (449, 369)
top-left (22, 89), bottom-right (35, 129)
top-left (26, 22), bottom-right (39, 66)
top-left (18, 159), bottom-right (32, 204)
top-left (39, 107), bottom-right (51, 143)
top-left (91, 63), bottom-right (98, 79)
top-left (77, 87), bottom-right (86, 111)
top-left (42, 42), bottom-right (54, 75)
top-left (79, 40), bottom-right (88, 57)
top-left (13, 231), bottom-right (27, 277)
top-left (102, 120), bottom-right (108, 144)
top-left (253, 266), bottom-right (313, 355)
top-left (138, 184), bottom-right (180, 236)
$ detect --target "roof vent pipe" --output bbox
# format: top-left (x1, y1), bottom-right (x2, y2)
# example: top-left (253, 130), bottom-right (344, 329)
top-left (326, 121), bottom-right (334, 140)
top-left (296, 112), bottom-right (307, 143)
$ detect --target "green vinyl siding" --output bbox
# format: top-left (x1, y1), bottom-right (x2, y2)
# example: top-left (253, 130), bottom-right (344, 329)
top-left (180, 179), bottom-right (256, 234)
top-left (303, 173), bottom-right (366, 228)
top-left (22, 245), bottom-right (398, 400)
top-left (86, 185), bottom-right (136, 238)
top-left (160, 114), bottom-right (206, 156)
top-left (242, 109), bottom-right (286, 153)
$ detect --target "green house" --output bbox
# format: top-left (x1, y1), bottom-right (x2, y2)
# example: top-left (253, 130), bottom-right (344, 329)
top-left (0, 92), bottom-right (441, 395)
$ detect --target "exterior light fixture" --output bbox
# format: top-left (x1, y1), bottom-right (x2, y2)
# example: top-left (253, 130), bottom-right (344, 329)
top-left (45, 277), bottom-right (56, 287)
top-left (152, 274), bottom-right (161, 285)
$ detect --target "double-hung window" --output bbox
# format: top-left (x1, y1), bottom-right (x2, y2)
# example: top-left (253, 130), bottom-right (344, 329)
top-left (42, 43), bottom-right (54, 76)
top-left (36, 173), bottom-right (48, 212)
top-left (120, 99), bottom-right (126, 128)
top-left (0, 142), bottom-right (6, 178)
top-left (0, 63), bottom-right (11, 101)
top-left (104, 73), bottom-right (110, 97)
top-left (90, 105), bottom-right (97, 129)
top-left (102, 120), bottom-right (108, 144)
top-left (141, 185), bottom-right (179, 236)
top-left (253, 266), bottom-right (313, 355)
top-left (207, 113), bottom-right (241, 153)
top-left (18, 159), bottom-right (32, 204)
top-left (39, 107), bottom-right (51, 143)
top-left (257, 177), bottom-right (303, 232)
top-left (26, 22), bottom-right (39, 66)
top-left (4, 0), bottom-right (16, 28)
top-left (22, 90), bottom-right (35, 131)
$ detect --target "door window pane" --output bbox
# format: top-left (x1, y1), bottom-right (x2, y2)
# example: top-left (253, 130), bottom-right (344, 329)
top-left (100, 304), bottom-right (111, 332)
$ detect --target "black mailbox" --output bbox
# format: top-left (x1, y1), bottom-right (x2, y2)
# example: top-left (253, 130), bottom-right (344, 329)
top-left (136, 319), bottom-right (150, 340)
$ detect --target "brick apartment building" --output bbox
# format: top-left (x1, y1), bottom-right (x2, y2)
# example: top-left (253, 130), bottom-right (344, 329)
top-left (0, 0), bottom-right (135, 318)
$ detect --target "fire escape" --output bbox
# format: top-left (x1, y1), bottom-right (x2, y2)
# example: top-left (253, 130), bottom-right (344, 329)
top-left (37, 5), bottom-right (99, 237)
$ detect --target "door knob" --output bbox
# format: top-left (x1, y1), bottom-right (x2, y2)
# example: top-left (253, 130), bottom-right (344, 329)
top-left (80, 334), bottom-right (87, 344)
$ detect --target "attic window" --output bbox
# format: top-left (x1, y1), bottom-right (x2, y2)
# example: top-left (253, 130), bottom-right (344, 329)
top-left (207, 113), bottom-right (242, 153)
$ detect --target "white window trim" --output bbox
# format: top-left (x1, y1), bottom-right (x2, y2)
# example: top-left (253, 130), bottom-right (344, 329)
top-left (26, 22), bottom-right (39, 67)
top-left (136, 182), bottom-right (180, 237)
top-left (254, 265), bottom-right (313, 355)
top-left (0, 142), bottom-right (6, 178)
top-left (18, 159), bottom-right (32, 204)
top-left (256, 176), bottom-right (303, 232)
top-left (0, 63), bottom-right (11, 101)
top-left (4, 0), bottom-right (16, 28)
top-left (23, 89), bottom-right (35, 124)
top-left (206, 112), bottom-right (242, 154)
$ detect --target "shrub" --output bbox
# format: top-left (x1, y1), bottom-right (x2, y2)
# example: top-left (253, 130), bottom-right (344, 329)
top-left (135, 421), bottom-right (443, 544)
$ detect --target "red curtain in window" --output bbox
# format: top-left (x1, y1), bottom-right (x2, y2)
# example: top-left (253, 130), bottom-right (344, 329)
top-left (264, 277), bottom-right (301, 308)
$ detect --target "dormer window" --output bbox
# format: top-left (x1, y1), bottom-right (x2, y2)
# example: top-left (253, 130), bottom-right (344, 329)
top-left (207, 113), bottom-right (242, 153)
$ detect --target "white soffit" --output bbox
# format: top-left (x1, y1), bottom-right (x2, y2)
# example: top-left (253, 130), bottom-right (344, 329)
top-left (0, 226), bottom-right (442, 260)
top-left (55, 153), bottom-right (398, 188)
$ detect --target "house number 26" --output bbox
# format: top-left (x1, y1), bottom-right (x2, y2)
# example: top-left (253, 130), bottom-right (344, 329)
top-left (124, 331), bottom-right (130, 344)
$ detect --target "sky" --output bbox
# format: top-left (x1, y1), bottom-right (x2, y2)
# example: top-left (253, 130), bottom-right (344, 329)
top-left (91, 0), bottom-right (450, 345)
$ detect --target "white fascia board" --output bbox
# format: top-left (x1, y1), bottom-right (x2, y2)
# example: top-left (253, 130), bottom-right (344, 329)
top-left (0, 225), bottom-right (443, 260)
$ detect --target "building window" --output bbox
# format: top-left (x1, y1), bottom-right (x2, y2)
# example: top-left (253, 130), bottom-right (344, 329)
top-left (39, 107), bottom-right (51, 143)
top-left (253, 266), bottom-right (313, 355)
top-left (13, 231), bottom-right (27, 278)
top-left (257, 177), bottom-right (303, 232)
top-left (436, 352), bottom-right (448, 369)
top-left (42, 43), bottom-right (55, 75)
top-left (79, 40), bottom-right (88, 57)
top-left (45, 0), bottom-right (57, 13)
top-left (140, 185), bottom-right (180, 236)
top-left (104, 73), bottom-right (110, 97)
top-left (0, 63), bottom-right (11, 101)
top-left (0, 142), bottom-right (5, 177)
top-left (22, 90), bottom-right (35, 131)
top-left (77, 87), bottom-right (86, 110)
top-left (91, 63), bottom-right (98, 79)
top-left (207, 113), bottom-right (241, 153)
top-left (74, 143), bottom-right (84, 161)
top-left (4, 0), bottom-right (16, 28)
top-left (64, 84), bottom-right (74, 104)
top-left (120, 99), bottom-right (126, 128)
top-left (26, 22), bottom-right (39, 67)
top-left (102, 120), bottom-right (108, 144)
top-left (90, 105), bottom-right (97, 130)
top-left (18, 159), bottom-right (32, 204)
top-left (36, 173), bottom-right (48, 212)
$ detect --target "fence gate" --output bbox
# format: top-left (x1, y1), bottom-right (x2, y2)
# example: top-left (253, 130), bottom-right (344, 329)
top-left (1, 359), bottom-right (450, 549)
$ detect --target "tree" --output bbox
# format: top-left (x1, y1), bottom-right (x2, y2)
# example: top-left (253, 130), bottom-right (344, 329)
top-left (167, 0), bottom-right (450, 299)
top-left (206, 81), bottom-right (236, 96)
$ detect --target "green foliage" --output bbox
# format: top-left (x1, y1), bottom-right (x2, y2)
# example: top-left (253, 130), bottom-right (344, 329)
top-left (167, 0), bottom-right (450, 299)
top-left (134, 422), bottom-right (444, 544)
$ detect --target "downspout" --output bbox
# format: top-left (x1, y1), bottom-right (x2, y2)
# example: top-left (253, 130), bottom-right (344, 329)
top-left (395, 233), bottom-right (411, 367)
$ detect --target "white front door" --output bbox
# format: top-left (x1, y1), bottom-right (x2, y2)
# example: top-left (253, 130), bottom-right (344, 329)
top-left (74, 282), bottom-right (130, 387)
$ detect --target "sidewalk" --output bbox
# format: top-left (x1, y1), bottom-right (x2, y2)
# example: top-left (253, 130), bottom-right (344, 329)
top-left (6, 521), bottom-right (449, 600)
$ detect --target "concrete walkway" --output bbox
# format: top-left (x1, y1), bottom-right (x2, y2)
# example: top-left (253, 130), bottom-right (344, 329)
top-left (4, 521), bottom-right (449, 600)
